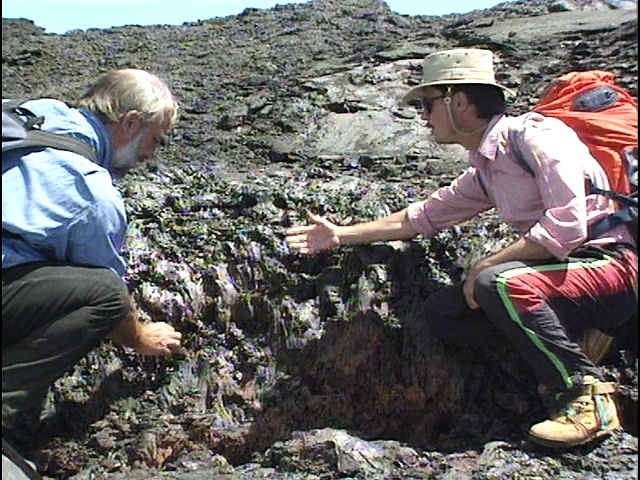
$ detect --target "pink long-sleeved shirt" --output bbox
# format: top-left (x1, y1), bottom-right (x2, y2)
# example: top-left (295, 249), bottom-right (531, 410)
top-left (406, 113), bottom-right (635, 260)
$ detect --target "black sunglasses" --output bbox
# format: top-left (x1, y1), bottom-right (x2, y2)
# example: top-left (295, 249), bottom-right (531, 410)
top-left (419, 95), bottom-right (447, 115)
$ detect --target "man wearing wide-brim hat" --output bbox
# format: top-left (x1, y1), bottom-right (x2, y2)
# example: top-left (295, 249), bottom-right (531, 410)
top-left (401, 48), bottom-right (516, 144)
top-left (285, 48), bottom-right (637, 449)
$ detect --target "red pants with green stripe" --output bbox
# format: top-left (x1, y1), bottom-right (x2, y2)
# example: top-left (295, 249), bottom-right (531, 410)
top-left (424, 243), bottom-right (637, 393)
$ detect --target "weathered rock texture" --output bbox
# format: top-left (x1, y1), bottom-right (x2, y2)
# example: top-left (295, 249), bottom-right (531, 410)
top-left (2, 0), bottom-right (638, 479)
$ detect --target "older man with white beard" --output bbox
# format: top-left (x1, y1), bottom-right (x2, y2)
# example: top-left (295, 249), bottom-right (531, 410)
top-left (1, 69), bottom-right (182, 456)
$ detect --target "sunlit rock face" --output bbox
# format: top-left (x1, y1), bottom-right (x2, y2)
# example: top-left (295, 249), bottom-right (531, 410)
top-left (2, 1), bottom-right (637, 478)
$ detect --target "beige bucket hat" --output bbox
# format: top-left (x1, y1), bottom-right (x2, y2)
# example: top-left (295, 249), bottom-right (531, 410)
top-left (402, 48), bottom-right (516, 104)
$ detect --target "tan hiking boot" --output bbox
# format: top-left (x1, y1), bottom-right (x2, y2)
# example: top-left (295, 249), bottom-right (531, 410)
top-left (529, 376), bottom-right (620, 448)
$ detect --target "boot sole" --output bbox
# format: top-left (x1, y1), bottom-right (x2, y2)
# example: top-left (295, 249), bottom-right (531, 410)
top-left (528, 427), bottom-right (617, 449)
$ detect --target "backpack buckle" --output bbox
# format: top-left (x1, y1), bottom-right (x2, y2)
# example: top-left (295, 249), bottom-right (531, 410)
top-left (11, 106), bottom-right (45, 130)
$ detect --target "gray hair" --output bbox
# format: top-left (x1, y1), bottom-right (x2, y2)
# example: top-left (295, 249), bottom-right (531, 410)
top-left (76, 69), bottom-right (178, 127)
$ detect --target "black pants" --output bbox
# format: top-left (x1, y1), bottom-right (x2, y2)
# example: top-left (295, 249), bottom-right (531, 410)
top-left (422, 244), bottom-right (638, 393)
top-left (2, 263), bottom-right (129, 433)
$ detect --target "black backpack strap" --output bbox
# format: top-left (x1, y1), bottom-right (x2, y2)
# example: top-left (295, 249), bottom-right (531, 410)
top-left (476, 116), bottom-right (533, 199)
top-left (2, 100), bottom-right (97, 163)
top-left (3, 129), bottom-right (98, 164)
top-left (588, 206), bottom-right (637, 239)
top-left (587, 181), bottom-right (638, 208)
top-left (508, 116), bottom-right (536, 177)
top-left (1, 99), bottom-right (28, 112)
top-left (586, 176), bottom-right (638, 239)
top-left (476, 170), bottom-right (488, 198)
top-left (2, 437), bottom-right (42, 480)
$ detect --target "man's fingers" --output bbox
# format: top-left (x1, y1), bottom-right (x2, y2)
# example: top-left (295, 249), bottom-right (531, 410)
top-left (288, 243), bottom-right (313, 254)
top-left (286, 242), bottom-right (311, 254)
top-left (308, 213), bottom-right (335, 230)
top-left (285, 213), bottom-right (330, 234)
top-left (284, 233), bottom-right (308, 243)
top-left (286, 238), bottom-right (309, 248)
top-left (285, 225), bottom-right (314, 235)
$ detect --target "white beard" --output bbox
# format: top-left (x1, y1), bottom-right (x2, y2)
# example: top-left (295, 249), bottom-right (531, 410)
top-left (112, 130), bottom-right (144, 178)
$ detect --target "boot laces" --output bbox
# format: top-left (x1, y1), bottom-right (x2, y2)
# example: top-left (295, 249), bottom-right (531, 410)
top-left (553, 395), bottom-right (594, 425)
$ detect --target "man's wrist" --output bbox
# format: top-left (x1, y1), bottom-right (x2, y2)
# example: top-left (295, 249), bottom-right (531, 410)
top-left (108, 301), bottom-right (143, 349)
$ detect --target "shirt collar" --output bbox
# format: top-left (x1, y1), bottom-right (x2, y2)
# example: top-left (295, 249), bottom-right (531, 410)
top-left (469, 114), bottom-right (509, 167)
top-left (480, 114), bottom-right (510, 159)
top-left (78, 109), bottom-right (115, 172)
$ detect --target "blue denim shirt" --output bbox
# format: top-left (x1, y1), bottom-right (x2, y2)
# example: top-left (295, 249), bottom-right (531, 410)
top-left (2, 99), bottom-right (128, 277)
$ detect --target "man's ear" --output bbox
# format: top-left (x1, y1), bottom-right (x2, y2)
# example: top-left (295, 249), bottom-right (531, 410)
top-left (453, 91), bottom-right (468, 111)
top-left (118, 111), bottom-right (143, 138)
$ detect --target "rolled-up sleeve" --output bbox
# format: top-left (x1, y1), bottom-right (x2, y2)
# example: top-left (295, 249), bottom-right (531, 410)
top-left (407, 167), bottom-right (493, 237)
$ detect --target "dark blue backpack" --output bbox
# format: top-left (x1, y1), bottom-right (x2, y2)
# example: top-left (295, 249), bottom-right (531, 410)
top-left (2, 100), bottom-right (97, 242)
top-left (2, 100), bottom-right (96, 162)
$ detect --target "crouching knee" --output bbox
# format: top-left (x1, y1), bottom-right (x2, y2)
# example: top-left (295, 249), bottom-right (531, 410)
top-left (474, 265), bottom-right (502, 307)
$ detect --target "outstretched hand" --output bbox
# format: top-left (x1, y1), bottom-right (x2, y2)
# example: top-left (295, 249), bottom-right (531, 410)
top-left (285, 213), bottom-right (340, 254)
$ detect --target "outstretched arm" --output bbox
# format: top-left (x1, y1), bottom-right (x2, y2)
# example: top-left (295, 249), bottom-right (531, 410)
top-left (285, 209), bottom-right (418, 254)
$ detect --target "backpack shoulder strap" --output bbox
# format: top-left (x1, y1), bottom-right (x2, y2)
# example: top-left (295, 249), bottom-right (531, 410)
top-left (2, 101), bottom-right (97, 164)
top-left (2, 437), bottom-right (42, 480)
top-left (589, 145), bottom-right (639, 238)
top-left (3, 130), bottom-right (98, 163)
top-left (477, 169), bottom-right (488, 198)
top-left (476, 115), bottom-right (535, 198)
top-left (588, 206), bottom-right (637, 239)
top-left (508, 114), bottom-right (536, 177)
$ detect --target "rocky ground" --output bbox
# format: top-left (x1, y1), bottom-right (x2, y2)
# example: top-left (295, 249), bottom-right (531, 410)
top-left (2, 0), bottom-right (638, 478)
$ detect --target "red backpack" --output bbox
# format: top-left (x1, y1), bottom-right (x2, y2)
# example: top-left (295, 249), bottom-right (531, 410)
top-left (532, 70), bottom-right (637, 196)
top-left (510, 70), bottom-right (638, 240)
